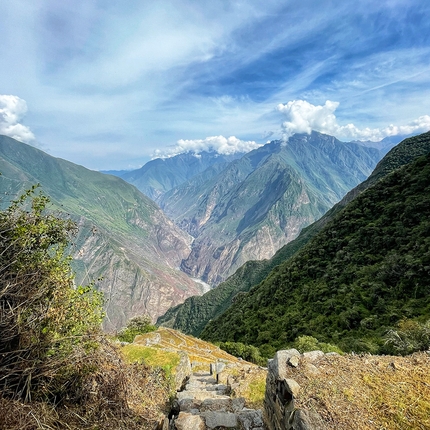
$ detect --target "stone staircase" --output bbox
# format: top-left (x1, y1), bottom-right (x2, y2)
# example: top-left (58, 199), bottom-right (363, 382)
top-left (168, 371), bottom-right (265, 430)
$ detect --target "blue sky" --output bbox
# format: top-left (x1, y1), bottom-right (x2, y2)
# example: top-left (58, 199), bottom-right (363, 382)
top-left (0, 0), bottom-right (429, 170)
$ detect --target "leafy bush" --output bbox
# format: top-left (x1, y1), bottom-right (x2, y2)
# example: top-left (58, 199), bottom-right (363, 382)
top-left (383, 319), bottom-right (430, 355)
top-left (292, 335), bottom-right (343, 354)
top-left (0, 187), bottom-right (104, 401)
top-left (218, 341), bottom-right (266, 366)
top-left (117, 315), bottom-right (157, 343)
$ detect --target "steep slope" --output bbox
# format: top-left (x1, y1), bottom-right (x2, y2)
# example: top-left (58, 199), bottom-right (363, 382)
top-left (161, 132), bottom-right (382, 285)
top-left (158, 132), bottom-right (430, 338)
top-left (201, 140), bottom-right (430, 354)
top-left (122, 151), bottom-right (242, 201)
top-left (0, 135), bottom-right (204, 330)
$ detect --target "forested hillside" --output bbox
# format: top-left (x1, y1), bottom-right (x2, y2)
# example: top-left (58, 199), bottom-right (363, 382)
top-left (201, 134), bottom-right (430, 354)
top-left (158, 132), bottom-right (430, 338)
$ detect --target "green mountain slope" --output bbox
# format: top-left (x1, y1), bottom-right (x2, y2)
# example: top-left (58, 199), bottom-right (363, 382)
top-left (158, 132), bottom-right (430, 338)
top-left (0, 135), bottom-right (204, 330)
top-left (201, 133), bottom-right (430, 354)
top-left (161, 132), bottom-right (382, 285)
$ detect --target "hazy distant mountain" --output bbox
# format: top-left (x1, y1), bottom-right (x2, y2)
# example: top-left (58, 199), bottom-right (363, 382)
top-left (352, 134), bottom-right (411, 153)
top-left (0, 135), bottom-right (204, 331)
top-left (160, 131), bottom-right (383, 285)
top-left (99, 169), bottom-right (130, 177)
top-left (121, 151), bottom-right (243, 201)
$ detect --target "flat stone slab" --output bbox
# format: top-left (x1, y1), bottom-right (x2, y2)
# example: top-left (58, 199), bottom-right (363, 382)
top-left (203, 411), bottom-right (238, 429)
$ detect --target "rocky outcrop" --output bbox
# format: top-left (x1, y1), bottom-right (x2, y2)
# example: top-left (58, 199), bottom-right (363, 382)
top-left (264, 350), bottom-right (330, 430)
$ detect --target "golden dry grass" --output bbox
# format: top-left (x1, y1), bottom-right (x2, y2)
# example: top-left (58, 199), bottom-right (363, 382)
top-left (134, 327), bottom-right (244, 369)
top-left (289, 352), bottom-right (430, 430)
top-left (0, 338), bottom-right (170, 430)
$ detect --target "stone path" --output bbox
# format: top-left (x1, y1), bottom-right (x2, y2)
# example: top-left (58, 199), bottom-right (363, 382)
top-left (170, 372), bottom-right (265, 430)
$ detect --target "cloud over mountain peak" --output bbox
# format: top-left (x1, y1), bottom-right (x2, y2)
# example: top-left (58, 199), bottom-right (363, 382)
top-left (153, 135), bottom-right (262, 158)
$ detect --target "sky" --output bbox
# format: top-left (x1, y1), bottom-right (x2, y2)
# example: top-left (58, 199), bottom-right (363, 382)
top-left (0, 0), bottom-right (429, 170)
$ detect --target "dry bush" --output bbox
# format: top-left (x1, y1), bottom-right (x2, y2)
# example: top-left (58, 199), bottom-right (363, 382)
top-left (0, 337), bottom-right (170, 430)
top-left (0, 189), bottom-right (170, 429)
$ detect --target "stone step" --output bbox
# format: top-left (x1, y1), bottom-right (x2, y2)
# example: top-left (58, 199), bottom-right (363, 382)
top-left (172, 371), bottom-right (265, 430)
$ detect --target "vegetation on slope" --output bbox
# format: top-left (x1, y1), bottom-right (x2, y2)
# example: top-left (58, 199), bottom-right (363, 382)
top-left (282, 352), bottom-right (430, 429)
top-left (0, 135), bottom-right (203, 330)
top-left (158, 131), bottom-right (430, 339)
top-left (201, 150), bottom-right (430, 354)
top-left (0, 189), bottom-right (171, 429)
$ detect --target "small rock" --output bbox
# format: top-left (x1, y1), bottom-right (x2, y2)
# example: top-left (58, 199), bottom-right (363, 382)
top-left (285, 379), bottom-right (301, 397)
top-left (231, 397), bottom-right (246, 412)
top-left (237, 409), bottom-right (264, 430)
top-left (288, 408), bottom-right (327, 430)
top-left (303, 350), bottom-right (324, 362)
top-left (288, 355), bottom-right (300, 368)
top-left (174, 412), bottom-right (205, 430)
top-left (200, 398), bottom-right (231, 412)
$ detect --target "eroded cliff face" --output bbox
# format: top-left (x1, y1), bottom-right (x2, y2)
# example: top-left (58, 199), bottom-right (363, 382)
top-left (180, 175), bottom-right (326, 285)
top-left (0, 135), bottom-right (206, 332)
top-left (71, 219), bottom-right (203, 331)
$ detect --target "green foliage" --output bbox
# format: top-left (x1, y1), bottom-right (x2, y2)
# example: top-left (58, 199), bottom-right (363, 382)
top-left (292, 336), bottom-right (343, 354)
top-left (0, 186), bottom-right (104, 401)
top-left (201, 134), bottom-right (430, 356)
top-left (118, 315), bottom-right (157, 343)
top-left (159, 132), bottom-right (430, 340)
top-left (383, 319), bottom-right (430, 356)
top-left (218, 341), bottom-right (266, 366)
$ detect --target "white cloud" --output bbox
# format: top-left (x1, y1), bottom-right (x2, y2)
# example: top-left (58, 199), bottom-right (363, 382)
top-left (0, 95), bottom-right (35, 143)
top-left (277, 100), bottom-right (430, 141)
top-left (153, 135), bottom-right (262, 158)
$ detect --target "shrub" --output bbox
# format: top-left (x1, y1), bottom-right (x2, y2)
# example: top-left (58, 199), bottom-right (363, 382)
top-left (293, 335), bottom-right (343, 354)
top-left (218, 341), bottom-right (266, 366)
top-left (117, 315), bottom-right (157, 343)
top-left (0, 187), bottom-right (104, 401)
top-left (383, 319), bottom-right (430, 355)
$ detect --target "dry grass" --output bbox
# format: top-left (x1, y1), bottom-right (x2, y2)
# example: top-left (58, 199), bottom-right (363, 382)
top-left (131, 327), bottom-right (268, 409)
top-left (0, 337), bottom-right (170, 430)
top-left (288, 352), bottom-right (430, 429)
top-left (229, 367), bottom-right (267, 409)
top-left (134, 327), bottom-right (244, 369)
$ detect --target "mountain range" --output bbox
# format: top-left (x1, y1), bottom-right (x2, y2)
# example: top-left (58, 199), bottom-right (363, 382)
top-left (157, 132), bottom-right (430, 342)
top-left (0, 135), bottom-right (205, 331)
top-left (199, 131), bottom-right (430, 355)
top-left (157, 132), bottom-right (384, 285)
top-left (121, 151), bottom-right (243, 201)
top-left (0, 130), bottom-right (405, 333)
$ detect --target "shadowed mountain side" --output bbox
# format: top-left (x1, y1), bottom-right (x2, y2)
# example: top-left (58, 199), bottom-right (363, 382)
top-left (157, 131), bottom-right (430, 338)
top-left (0, 135), bottom-right (204, 331)
top-left (200, 132), bottom-right (430, 354)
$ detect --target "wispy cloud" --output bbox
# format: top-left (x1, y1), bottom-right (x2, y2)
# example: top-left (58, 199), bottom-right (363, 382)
top-left (0, 1), bottom-right (429, 168)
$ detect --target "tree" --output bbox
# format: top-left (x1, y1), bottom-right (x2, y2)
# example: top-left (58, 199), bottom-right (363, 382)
top-left (117, 315), bottom-right (156, 342)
